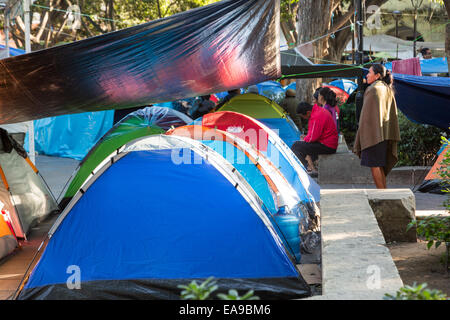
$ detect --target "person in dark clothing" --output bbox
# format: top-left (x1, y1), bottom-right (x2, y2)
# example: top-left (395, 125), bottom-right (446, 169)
top-left (279, 89), bottom-right (302, 131)
top-left (214, 88), bottom-right (241, 111)
top-left (191, 95), bottom-right (216, 119)
top-left (419, 47), bottom-right (432, 59)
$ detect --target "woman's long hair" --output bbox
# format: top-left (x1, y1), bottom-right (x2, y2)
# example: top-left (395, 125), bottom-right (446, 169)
top-left (371, 64), bottom-right (394, 89)
top-left (318, 86), bottom-right (337, 107)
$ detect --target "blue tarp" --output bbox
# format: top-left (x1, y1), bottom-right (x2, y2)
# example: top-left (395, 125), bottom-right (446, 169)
top-left (393, 73), bottom-right (450, 130)
top-left (385, 57), bottom-right (449, 75)
top-left (0, 44), bottom-right (26, 57)
top-left (255, 81), bottom-right (286, 103)
top-left (28, 111), bottom-right (114, 160)
top-left (329, 79), bottom-right (358, 95)
top-left (20, 149), bottom-right (310, 299)
top-left (29, 106), bottom-right (192, 160)
top-left (284, 79), bottom-right (357, 96)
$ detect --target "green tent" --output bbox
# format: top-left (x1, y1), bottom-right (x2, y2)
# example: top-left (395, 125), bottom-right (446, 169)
top-left (218, 93), bottom-right (286, 119)
top-left (216, 93), bottom-right (301, 148)
top-left (59, 111), bottom-right (165, 208)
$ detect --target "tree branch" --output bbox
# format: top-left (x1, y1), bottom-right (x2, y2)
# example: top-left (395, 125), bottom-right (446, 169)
top-left (84, 14), bottom-right (106, 34)
top-left (35, 11), bottom-right (50, 42)
top-left (330, 6), bottom-right (355, 34)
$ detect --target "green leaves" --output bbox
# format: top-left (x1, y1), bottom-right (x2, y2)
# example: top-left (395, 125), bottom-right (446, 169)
top-left (411, 216), bottom-right (450, 245)
top-left (408, 215), bottom-right (450, 271)
top-left (396, 112), bottom-right (444, 167)
top-left (178, 277), bottom-right (260, 300)
top-left (178, 277), bottom-right (218, 300)
top-left (384, 282), bottom-right (448, 300)
top-left (216, 289), bottom-right (260, 300)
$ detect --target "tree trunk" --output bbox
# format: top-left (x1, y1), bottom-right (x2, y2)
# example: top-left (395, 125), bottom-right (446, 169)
top-left (294, 0), bottom-right (392, 102)
top-left (295, 0), bottom-right (333, 103)
top-left (326, 27), bottom-right (353, 65)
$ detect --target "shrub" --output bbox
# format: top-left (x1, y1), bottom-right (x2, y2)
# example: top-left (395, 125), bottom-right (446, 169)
top-left (178, 277), bottom-right (260, 300)
top-left (384, 283), bottom-right (448, 300)
top-left (438, 136), bottom-right (450, 210)
top-left (407, 215), bottom-right (450, 272)
top-left (338, 102), bottom-right (357, 148)
top-left (396, 112), bottom-right (444, 166)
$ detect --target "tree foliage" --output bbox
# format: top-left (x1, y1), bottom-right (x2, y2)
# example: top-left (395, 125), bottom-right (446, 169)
top-left (4, 0), bottom-right (219, 50)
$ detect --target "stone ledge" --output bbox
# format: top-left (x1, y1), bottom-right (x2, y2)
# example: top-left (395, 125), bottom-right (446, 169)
top-left (304, 189), bottom-right (404, 300)
top-left (366, 189), bottom-right (417, 243)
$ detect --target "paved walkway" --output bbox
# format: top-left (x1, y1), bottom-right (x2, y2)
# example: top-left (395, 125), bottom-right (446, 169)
top-left (321, 184), bottom-right (448, 218)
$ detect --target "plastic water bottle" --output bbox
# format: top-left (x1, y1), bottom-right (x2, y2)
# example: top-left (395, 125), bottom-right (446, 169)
top-left (273, 207), bottom-right (301, 263)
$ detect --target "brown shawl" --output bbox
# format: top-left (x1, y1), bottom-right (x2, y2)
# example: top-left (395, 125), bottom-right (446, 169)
top-left (353, 80), bottom-right (401, 175)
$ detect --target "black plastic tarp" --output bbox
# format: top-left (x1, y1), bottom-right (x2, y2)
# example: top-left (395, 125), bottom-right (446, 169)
top-left (18, 277), bottom-right (310, 300)
top-left (0, 0), bottom-right (280, 125)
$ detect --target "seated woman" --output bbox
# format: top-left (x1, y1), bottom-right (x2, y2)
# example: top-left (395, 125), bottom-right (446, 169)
top-left (291, 102), bottom-right (338, 176)
top-left (318, 87), bottom-right (339, 132)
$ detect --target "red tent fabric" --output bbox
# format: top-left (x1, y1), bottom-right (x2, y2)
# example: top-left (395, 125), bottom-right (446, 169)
top-left (322, 85), bottom-right (349, 106)
top-left (201, 111), bottom-right (269, 152)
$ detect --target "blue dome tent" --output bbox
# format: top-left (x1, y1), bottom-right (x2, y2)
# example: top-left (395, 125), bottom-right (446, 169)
top-left (17, 136), bottom-right (311, 300)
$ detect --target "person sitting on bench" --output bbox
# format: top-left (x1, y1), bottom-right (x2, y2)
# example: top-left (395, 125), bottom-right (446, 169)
top-left (291, 102), bottom-right (338, 176)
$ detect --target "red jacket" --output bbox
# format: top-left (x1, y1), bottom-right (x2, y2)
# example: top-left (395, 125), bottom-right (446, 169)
top-left (304, 105), bottom-right (338, 149)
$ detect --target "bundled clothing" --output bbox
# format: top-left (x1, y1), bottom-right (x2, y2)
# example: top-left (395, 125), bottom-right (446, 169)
top-left (391, 57), bottom-right (422, 76)
top-left (279, 96), bottom-right (302, 131)
top-left (353, 80), bottom-right (401, 175)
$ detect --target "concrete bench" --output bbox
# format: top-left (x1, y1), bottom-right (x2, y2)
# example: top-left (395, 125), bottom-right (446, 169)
top-left (306, 189), bottom-right (405, 300)
top-left (318, 137), bottom-right (430, 185)
top-left (367, 189), bottom-right (417, 243)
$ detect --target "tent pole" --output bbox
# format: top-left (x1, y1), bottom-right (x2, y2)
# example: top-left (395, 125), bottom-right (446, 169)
top-left (23, 0), bottom-right (35, 164)
top-left (4, 9), bottom-right (10, 58)
top-left (355, 0), bottom-right (364, 125)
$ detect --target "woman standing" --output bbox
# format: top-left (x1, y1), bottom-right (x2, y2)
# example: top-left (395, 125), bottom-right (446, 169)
top-left (353, 64), bottom-right (401, 189)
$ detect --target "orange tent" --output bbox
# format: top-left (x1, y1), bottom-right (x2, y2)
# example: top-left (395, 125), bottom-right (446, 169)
top-left (425, 144), bottom-right (449, 180)
top-left (0, 202), bottom-right (18, 260)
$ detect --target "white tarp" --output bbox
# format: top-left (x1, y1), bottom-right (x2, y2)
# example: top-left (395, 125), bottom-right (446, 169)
top-left (0, 148), bottom-right (58, 239)
top-left (345, 34), bottom-right (445, 60)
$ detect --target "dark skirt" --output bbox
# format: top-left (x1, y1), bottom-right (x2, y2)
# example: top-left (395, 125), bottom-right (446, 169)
top-left (361, 140), bottom-right (388, 167)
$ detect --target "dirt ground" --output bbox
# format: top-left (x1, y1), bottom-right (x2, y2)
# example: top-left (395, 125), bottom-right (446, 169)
top-left (387, 240), bottom-right (450, 296)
